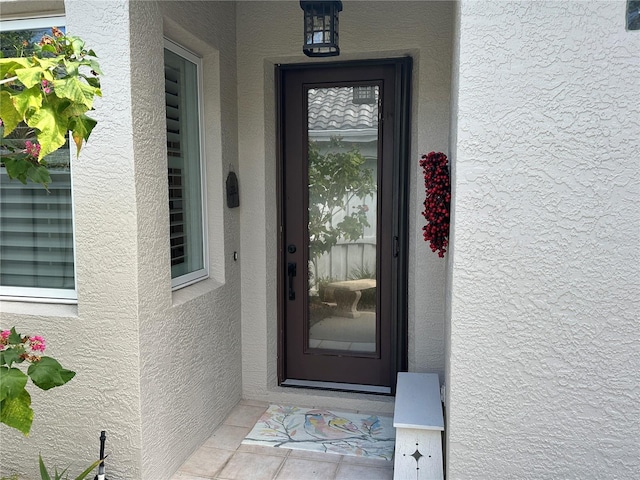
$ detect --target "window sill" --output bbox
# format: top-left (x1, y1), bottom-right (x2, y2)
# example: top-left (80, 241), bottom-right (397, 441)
top-left (0, 299), bottom-right (78, 318)
top-left (171, 276), bottom-right (223, 307)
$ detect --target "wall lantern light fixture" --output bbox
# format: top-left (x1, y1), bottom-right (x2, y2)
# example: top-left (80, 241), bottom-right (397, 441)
top-left (300, 1), bottom-right (343, 57)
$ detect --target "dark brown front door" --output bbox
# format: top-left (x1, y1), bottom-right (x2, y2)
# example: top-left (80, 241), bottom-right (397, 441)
top-left (277, 59), bottom-right (411, 393)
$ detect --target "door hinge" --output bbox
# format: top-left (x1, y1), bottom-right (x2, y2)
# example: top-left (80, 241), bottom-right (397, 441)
top-left (393, 236), bottom-right (400, 257)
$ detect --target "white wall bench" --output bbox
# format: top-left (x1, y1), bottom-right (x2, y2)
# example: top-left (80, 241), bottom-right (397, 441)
top-left (326, 279), bottom-right (376, 318)
top-left (393, 372), bottom-right (444, 480)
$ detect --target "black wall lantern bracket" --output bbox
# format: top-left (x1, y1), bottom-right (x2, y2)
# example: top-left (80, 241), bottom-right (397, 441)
top-left (300, 1), bottom-right (343, 57)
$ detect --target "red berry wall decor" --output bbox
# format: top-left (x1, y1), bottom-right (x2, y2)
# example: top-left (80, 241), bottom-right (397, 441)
top-left (420, 152), bottom-right (451, 257)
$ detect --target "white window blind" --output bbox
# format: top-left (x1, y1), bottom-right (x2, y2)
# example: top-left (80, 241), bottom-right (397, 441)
top-left (0, 164), bottom-right (74, 293)
top-left (164, 40), bottom-right (207, 288)
top-left (0, 18), bottom-right (76, 301)
top-left (166, 68), bottom-right (186, 267)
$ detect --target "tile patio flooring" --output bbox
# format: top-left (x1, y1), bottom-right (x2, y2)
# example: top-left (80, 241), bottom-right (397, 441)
top-left (171, 400), bottom-right (394, 480)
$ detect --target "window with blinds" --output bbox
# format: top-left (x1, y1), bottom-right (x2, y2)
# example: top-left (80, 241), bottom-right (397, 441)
top-left (164, 40), bottom-right (208, 288)
top-left (0, 18), bottom-right (76, 301)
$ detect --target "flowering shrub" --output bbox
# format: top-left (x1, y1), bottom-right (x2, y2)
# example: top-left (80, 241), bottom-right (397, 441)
top-left (0, 327), bottom-right (76, 435)
top-left (420, 151), bottom-right (451, 257)
top-left (0, 28), bottom-right (101, 187)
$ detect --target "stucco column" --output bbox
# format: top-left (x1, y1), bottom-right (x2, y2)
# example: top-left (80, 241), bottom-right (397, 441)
top-left (447, 1), bottom-right (640, 478)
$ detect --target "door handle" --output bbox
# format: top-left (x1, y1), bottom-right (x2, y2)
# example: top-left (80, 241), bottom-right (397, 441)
top-left (288, 262), bottom-right (297, 300)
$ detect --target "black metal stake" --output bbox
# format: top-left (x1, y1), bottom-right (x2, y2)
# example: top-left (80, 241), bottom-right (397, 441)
top-left (94, 430), bottom-right (108, 480)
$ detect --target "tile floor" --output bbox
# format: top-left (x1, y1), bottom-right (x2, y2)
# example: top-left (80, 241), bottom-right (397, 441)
top-left (171, 400), bottom-right (394, 480)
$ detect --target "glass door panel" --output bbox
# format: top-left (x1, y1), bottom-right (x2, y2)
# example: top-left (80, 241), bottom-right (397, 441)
top-left (306, 85), bottom-right (379, 354)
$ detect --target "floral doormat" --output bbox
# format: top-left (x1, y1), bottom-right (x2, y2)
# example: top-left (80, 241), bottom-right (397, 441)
top-left (242, 405), bottom-right (395, 460)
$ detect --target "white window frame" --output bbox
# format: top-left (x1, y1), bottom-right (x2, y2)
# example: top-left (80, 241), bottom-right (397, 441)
top-left (164, 38), bottom-right (209, 290)
top-left (0, 15), bottom-right (77, 304)
top-left (0, 15), bottom-right (65, 32)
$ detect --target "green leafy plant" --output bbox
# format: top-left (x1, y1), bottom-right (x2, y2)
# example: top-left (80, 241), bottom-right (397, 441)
top-left (0, 328), bottom-right (76, 436)
top-left (0, 27), bottom-right (101, 187)
top-left (308, 137), bottom-right (375, 284)
top-left (314, 275), bottom-right (337, 303)
top-left (39, 455), bottom-right (102, 480)
top-left (348, 264), bottom-right (375, 281)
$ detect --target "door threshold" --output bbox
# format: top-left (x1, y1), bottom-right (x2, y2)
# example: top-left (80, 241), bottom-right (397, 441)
top-left (281, 378), bottom-right (391, 395)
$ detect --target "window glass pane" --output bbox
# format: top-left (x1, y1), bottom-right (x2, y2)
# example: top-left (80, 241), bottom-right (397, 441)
top-left (164, 44), bottom-right (206, 284)
top-left (0, 26), bottom-right (62, 57)
top-left (628, 0), bottom-right (640, 30)
top-left (0, 23), bottom-right (75, 297)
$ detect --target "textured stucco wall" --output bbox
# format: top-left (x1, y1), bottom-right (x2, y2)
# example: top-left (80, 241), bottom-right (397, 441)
top-left (447, 1), bottom-right (640, 478)
top-left (129, 2), bottom-right (242, 479)
top-left (237, 0), bottom-right (453, 412)
top-left (0, 2), bottom-right (242, 479)
top-left (1, 1), bottom-right (144, 479)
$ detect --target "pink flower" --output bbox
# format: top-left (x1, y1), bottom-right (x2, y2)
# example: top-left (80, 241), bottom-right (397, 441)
top-left (24, 140), bottom-right (41, 159)
top-left (29, 335), bottom-right (46, 352)
top-left (41, 79), bottom-right (53, 95)
top-left (1, 330), bottom-right (10, 340)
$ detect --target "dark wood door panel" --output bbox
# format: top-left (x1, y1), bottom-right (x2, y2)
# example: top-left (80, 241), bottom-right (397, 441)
top-left (277, 59), bottom-right (411, 391)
